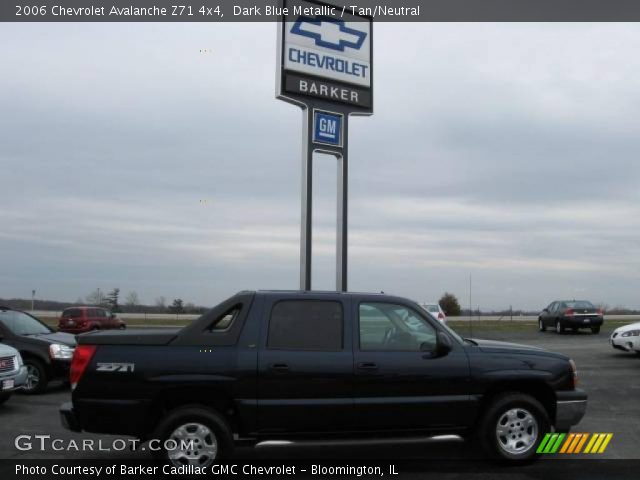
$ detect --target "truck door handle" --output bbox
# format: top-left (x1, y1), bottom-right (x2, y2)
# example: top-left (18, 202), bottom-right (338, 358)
top-left (270, 363), bottom-right (290, 372)
top-left (357, 362), bottom-right (379, 371)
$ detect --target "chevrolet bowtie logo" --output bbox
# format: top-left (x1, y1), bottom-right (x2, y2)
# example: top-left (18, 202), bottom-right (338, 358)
top-left (290, 16), bottom-right (367, 52)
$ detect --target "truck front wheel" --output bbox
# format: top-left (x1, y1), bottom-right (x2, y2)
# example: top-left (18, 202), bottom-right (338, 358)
top-left (151, 406), bottom-right (233, 466)
top-left (478, 392), bottom-right (550, 462)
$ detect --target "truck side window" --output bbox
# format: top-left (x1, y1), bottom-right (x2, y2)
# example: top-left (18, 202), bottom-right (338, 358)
top-left (209, 306), bottom-right (240, 331)
top-left (359, 302), bottom-right (437, 352)
top-left (267, 300), bottom-right (343, 351)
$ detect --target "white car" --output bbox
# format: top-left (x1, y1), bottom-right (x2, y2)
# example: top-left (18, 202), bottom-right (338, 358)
top-left (421, 303), bottom-right (447, 324)
top-left (610, 322), bottom-right (640, 354)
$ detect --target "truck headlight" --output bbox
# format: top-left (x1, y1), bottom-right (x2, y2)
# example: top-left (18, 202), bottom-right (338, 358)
top-left (49, 344), bottom-right (74, 360)
top-left (621, 330), bottom-right (640, 337)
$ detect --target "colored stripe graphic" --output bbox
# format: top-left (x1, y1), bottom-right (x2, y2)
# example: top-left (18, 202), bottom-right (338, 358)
top-left (567, 433), bottom-right (585, 453)
top-left (597, 434), bottom-right (613, 453)
top-left (543, 433), bottom-right (559, 453)
top-left (584, 434), bottom-right (599, 453)
top-left (538, 433), bottom-right (613, 455)
top-left (574, 433), bottom-right (589, 453)
top-left (537, 433), bottom-right (552, 454)
top-left (559, 433), bottom-right (575, 453)
top-left (550, 433), bottom-right (566, 453)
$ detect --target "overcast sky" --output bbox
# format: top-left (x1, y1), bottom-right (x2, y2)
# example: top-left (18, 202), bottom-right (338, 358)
top-left (1, 22), bottom-right (639, 310)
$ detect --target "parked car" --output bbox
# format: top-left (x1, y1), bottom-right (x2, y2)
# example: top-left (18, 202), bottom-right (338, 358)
top-left (538, 300), bottom-right (604, 334)
top-left (0, 306), bottom-right (75, 393)
top-left (58, 306), bottom-right (125, 333)
top-left (610, 322), bottom-right (640, 354)
top-left (0, 342), bottom-right (27, 405)
top-left (421, 302), bottom-right (447, 323)
top-left (61, 290), bottom-right (587, 465)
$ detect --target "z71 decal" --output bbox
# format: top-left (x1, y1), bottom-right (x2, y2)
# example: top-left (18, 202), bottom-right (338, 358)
top-left (96, 363), bottom-right (135, 373)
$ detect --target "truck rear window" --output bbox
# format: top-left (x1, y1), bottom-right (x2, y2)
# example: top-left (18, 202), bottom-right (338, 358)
top-left (209, 306), bottom-right (240, 331)
top-left (267, 300), bottom-right (343, 351)
top-left (63, 309), bottom-right (82, 318)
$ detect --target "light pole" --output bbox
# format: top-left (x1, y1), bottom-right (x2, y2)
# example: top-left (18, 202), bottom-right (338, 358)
top-left (31, 290), bottom-right (36, 311)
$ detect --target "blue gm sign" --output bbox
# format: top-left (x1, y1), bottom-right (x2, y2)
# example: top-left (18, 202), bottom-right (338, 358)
top-left (313, 110), bottom-right (343, 147)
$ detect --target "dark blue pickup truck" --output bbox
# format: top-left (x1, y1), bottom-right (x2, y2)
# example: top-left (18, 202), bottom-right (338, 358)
top-left (61, 290), bottom-right (586, 465)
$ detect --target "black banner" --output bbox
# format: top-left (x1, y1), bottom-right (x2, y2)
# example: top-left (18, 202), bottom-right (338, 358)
top-left (2, 459), bottom-right (640, 480)
top-left (4, 0), bottom-right (640, 22)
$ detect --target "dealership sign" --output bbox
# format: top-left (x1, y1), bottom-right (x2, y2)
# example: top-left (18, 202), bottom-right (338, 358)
top-left (278, 0), bottom-right (373, 111)
top-left (276, 0), bottom-right (373, 292)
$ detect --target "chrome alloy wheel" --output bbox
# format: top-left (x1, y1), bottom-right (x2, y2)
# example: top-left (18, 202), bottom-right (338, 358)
top-left (24, 364), bottom-right (41, 392)
top-left (496, 408), bottom-right (539, 456)
top-left (167, 422), bottom-right (218, 466)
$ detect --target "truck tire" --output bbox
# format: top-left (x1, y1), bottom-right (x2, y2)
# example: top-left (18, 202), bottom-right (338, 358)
top-left (22, 358), bottom-right (48, 394)
top-left (591, 327), bottom-right (600, 334)
top-left (0, 392), bottom-right (12, 405)
top-left (478, 392), bottom-right (550, 462)
top-left (152, 405), bottom-right (233, 466)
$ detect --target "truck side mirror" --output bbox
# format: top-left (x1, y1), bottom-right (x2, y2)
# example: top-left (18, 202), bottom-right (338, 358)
top-left (436, 331), bottom-right (453, 357)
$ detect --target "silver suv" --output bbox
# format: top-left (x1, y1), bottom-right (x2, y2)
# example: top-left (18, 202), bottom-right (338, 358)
top-left (0, 342), bottom-right (27, 405)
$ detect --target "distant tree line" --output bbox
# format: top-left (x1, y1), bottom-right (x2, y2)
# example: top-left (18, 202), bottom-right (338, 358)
top-left (0, 288), bottom-right (208, 315)
top-left (3, 291), bottom-right (639, 317)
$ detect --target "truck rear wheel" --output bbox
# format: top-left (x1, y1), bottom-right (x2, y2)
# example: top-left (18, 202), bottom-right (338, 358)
top-left (478, 392), bottom-right (550, 462)
top-left (152, 405), bottom-right (233, 466)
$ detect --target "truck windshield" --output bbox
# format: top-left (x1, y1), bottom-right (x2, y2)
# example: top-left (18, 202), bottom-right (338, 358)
top-left (0, 310), bottom-right (52, 336)
top-left (438, 319), bottom-right (465, 344)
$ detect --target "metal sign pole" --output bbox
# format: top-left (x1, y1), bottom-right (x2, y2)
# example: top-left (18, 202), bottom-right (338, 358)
top-left (336, 118), bottom-right (348, 292)
top-left (300, 107), bottom-right (313, 291)
top-left (277, 0), bottom-right (372, 293)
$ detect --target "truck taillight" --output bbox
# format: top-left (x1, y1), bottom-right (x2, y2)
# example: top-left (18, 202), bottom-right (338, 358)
top-left (564, 308), bottom-right (575, 316)
top-left (569, 359), bottom-right (578, 388)
top-left (438, 313), bottom-right (444, 320)
top-left (597, 308), bottom-right (604, 316)
top-left (70, 345), bottom-right (96, 390)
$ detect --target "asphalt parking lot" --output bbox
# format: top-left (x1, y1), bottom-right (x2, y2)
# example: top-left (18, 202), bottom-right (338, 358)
top-left (1, 324), bottom-right (638, 462)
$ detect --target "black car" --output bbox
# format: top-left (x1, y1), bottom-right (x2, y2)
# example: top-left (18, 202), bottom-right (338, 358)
top-left (538, 300), bottom-right (604, 334)
top-left (61, 290), bottom-right (587, 464)
top-left (0, 307), bottom-right (76, 393)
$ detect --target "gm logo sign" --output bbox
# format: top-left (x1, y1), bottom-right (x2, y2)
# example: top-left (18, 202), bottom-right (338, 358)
top-left (291, 16), bottom-right (367, 52)
top-left (313, 110), bottom-right (343, 147)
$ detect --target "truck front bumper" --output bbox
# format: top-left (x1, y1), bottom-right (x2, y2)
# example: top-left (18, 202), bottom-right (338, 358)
top-left (60, 402), bottom-right (82, 432)
top-left (556, 389), bottom-right (588, 430)
top-left (1, 366), bottom-right (28, 392)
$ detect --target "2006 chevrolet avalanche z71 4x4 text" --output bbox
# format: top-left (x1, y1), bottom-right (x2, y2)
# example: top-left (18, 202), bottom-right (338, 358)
top-left (60, 291), bottom-right (587, 464)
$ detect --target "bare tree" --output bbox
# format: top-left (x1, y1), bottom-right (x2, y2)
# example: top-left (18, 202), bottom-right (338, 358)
top-left (125, 291), bottom-right (140, 307)
top-left (85, 289), bottom-right (104, 306)
top-left (155, 296), bottom-right (166, 309)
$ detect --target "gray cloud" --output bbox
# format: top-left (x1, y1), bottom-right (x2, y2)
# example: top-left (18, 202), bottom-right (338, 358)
top-left (1, 22), bottom-right (639, 310)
